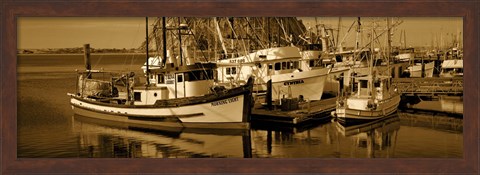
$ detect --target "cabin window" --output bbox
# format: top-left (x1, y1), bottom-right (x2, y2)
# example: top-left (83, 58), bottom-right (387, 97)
top-left (177, 75), bottom-right (183, 82)
top-left (268, 64), bottom-right (273, 70)
top-left (226, 67), bottom-right (231, 75)
top-left (309, 59), bottom-right (322, 67)
top-left (397, 66), bottom-right (403, 78)
top-left (134, 92), bottom-right (141, 101)
top-left (359, 80), bottom-right (369, 96)
top-left (274, 63), bottom-right (281, 70)
top-left (282, 62), bottom-right (287, 70)
top-left (207, 70), bottom-right (214, 79)
top-left (231, 67), bottom-right (237, 74)
top-left (157, 74), bottom-right (165, 84)
top-left (360, 80), bottom-right (368, 88)
top-left (166, 74), bottom-right (175, 80)
top-left (374, 80), bottom-right (381, 87)
top-left (293, 61), bottom-right (299, 69)
top-left (335, 55), bottom-right (342, 62)
top-left (185, 70), bottom-right (212, 81)
top-left (166, 74), bottom-right (175, 84)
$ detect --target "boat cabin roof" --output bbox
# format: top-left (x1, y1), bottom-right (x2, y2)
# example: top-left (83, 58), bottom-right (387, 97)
top-left (441, 60), bottom-right (463, 69)
top-left (149, 62), bottom-right (217, 74)
top-left (355, 75), bottom-right (391, 81)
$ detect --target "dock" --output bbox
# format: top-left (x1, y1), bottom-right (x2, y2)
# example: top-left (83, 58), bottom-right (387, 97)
top-left (251, 97), bottom-right (337, 125)
top-left (393, 77), bottom-right (463, 96)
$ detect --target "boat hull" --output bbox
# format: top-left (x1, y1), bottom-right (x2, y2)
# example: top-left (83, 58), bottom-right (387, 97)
top-left (324, 67), bottom-right (350, 94)
top-left (70, 91), bottom-right (251, 129)
top-left (407, 62), bottom-right (435, 78)
top-left (336, 94), bottom-right (401, 125)
top-left (270, 68), bottom-right (329, 101)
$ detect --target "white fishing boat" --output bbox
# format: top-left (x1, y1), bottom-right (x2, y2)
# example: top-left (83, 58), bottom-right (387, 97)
top-left (439, 59), bottom-right (463, 77)
top-left (300, 43), bottom-right (350, 95)
top-left (335, 72), bottom-right (401, 125)
top-left (68, 17), bottom-right (254, 130)
top-left (405, 61), bottom-right (435, 78)
top-left (335, 18), bottom-right (401, 125)
top-left (217, 46), bottom-right (330, 101)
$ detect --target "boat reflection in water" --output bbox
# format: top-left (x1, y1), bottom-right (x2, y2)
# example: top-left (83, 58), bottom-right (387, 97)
top-left (439, 96), bottom-right (463, 114)
top-left (72, 115), bottom-right (252, 158)
top-left (334, 114), bottom-right (401, 158)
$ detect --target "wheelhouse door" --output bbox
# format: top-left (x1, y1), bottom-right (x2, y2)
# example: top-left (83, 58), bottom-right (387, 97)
top-left (175, 73), bottom-right (185, 98)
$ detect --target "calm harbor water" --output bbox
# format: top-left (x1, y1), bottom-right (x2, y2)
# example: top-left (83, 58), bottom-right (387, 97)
top-left (17, 54), bottom-right (463, 158)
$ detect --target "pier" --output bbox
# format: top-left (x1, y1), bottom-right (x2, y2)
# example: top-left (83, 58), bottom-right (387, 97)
top-left (251, 97), bottom-right (336, 125)
top-left (393, 77), bottom-right (463, 96)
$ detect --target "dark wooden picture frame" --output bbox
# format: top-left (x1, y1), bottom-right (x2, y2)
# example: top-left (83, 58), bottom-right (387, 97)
top-left (1, 0), bottom-right (478, 174)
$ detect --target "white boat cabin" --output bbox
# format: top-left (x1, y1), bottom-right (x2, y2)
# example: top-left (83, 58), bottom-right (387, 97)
top-left (347, 75), bottom-right (393, 110)
top-left (217, 46), bottom-right (335, 88)
top-left (133, 62), bottom-right (216, 105)
top-left (217, 46), bottom-right (302, 84)
top-left (440, 59), bottom-right (463, 77)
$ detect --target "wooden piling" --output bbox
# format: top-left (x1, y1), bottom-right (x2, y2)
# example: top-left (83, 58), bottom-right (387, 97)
top-left (83, 44), bottom-right (91, 79)
top-left (266, 80), bottom-right (272, 110)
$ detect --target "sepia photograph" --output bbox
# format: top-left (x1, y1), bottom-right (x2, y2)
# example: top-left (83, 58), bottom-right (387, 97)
top-left (17, 17), bottom-right (464, 158)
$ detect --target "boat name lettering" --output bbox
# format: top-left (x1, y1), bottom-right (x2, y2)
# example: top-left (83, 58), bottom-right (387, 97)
top-left (284, 80), bottom-right (304, 86)
top-left (211, 97), bottom-right (239, 106)
top-left (229, 59), bottom-right (245, 63)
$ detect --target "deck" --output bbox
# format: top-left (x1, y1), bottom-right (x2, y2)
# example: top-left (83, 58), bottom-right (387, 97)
top-left (251, 97), bottom-right (337, 125)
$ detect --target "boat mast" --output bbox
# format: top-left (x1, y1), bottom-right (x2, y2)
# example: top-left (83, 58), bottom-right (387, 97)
top-left (387, 18), bottom-right (391, 68)
top-left (178, 18), bottom-right (183, 66)
top-left (369, 25), bottom-right (374, 98)
top-left (146, 17), bottom-right (150, 86)
top-left (267, 17), bottom-right (271, 48)
top-left (336, 17), bottom-right (342, 52)
top-left (162, 17), bottom-right (167, 68)
top-left (214, 17), bottom-right (228, 59)
top-left (355, 17), bottom-right (361, 52)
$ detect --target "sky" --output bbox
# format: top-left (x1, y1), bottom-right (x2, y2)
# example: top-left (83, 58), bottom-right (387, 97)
top-left (17, 17), bottom-right (462, 49)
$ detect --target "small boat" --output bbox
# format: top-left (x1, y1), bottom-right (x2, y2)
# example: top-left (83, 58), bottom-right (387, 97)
top-left (335, 18), bottom-right (402, 125)
top-left (440, 59), bottom-right (463, 77)
top-left (405, 61), bottom-right (435, 78)
top-left (68, 17), bottom-right (254, 130)
top-left (335, 71), bottom-right (401, 125)
top-left (394, 47), bottom-right (415, 62)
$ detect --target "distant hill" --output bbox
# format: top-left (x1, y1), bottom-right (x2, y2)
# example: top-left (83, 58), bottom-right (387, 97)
top-left (18, 47), bottom-right (144, 54)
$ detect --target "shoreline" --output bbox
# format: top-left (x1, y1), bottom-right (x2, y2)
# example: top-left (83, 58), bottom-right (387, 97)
top-left (18, 53), bottom-right (146, 56)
